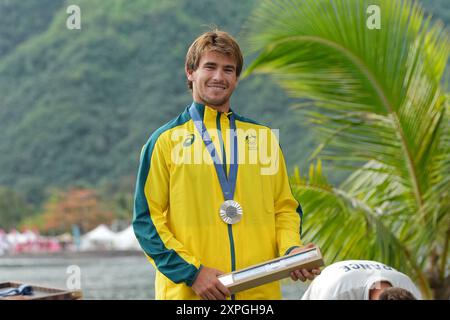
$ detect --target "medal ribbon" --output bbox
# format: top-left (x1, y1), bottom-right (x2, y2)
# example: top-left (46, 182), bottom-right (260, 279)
top-left (189, 103), bottom-right (238, 201)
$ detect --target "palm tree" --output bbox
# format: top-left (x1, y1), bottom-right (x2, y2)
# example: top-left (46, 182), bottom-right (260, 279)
top-left (242, 0), bottom-right (449, 299)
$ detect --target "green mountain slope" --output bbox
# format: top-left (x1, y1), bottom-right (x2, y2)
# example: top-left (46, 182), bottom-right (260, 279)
top-left (0, 0), bottom-right (447, 207)
top-left (0, 0), bottom-right (316, 205)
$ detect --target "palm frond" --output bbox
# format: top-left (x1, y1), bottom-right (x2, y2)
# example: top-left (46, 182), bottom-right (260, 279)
top-left (244, 1), bottom-right (450, 298)
top-left (243, 0), bottom-right (450, 212)
top-left (293, 161), bottom-right (432, 297)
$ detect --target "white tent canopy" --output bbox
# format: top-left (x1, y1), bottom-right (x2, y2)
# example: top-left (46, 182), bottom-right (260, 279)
top-left (80, 224), bottom-right (116, 250)
top-left (80, 224), bottom-right (141, 251)
top-left (6, 230), bottom-right (27, 245)
top-left (113, 225), bottom-right (141, 250)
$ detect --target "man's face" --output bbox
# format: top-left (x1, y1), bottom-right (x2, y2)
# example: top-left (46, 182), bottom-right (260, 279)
top-left (187, 50), bottom-right (239, 108)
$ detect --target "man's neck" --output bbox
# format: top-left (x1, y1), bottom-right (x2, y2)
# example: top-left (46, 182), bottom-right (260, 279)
top-left (207, 104), bottom-right (230, 113)
top-left (193, 99), bottom-right (230, 113)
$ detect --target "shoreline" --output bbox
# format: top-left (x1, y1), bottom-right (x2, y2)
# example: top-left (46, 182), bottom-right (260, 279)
top-left (0, 250), bottom-right (144, 259)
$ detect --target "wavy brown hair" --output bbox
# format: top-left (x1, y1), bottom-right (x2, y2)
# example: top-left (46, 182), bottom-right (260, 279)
top-left (185, 30), bottom-right (243, 90)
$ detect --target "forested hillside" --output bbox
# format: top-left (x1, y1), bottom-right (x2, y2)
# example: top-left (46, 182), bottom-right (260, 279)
top-left (0, 0), bottom-right (314, 206)
top-left (0, 0), bottom-right (447, 228)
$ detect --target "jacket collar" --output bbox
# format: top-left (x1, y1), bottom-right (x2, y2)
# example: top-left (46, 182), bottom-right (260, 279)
top-left (191, 101), bottom-right (234, 123)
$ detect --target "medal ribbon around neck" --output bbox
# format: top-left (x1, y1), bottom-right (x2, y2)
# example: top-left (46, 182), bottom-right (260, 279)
top-left (189, 103), bottom-right (242, 224)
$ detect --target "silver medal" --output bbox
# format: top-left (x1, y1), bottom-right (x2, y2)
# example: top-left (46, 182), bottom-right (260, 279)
top-left (220, 200), bottom-right (243, 224)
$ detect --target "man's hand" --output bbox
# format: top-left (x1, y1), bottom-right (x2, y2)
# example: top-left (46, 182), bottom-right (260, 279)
top-left (289, 243), bottom-right (321, 282)
top-left (191, 266), bottom-right (231, 300)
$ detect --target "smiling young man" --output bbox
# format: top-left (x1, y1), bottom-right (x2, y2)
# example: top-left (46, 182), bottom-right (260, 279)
top-left (187, 50), bottom-right (237, 112)
top-left (133, 30), bottom-right (319, 300)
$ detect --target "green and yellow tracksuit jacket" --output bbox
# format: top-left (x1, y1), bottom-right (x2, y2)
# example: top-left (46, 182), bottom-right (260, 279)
top-left (133, 103), bottom-right (303, 300)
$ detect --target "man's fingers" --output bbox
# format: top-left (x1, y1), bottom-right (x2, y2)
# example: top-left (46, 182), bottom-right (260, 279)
top-left (216, 281), bottom-right (231, 298)
top-left (205, 291), bottom-right (216, 300)
top-left (301, 269), bottom-right (315, 281)
top-left (290, 271), bottom-right (298, 281)
top-left (295, 269), bottom-right (306, 281)
top-left (203, 280), bottom-right (228, 300)
top-left (192, 267), bottom-right (231, 300)
top-left (292, 267), bottom-right (321, 282)
top-left (201, 289), bottom-right (213, 300)
top-left (210, 286), bottom-right (226, 300)
top-left (214, 271), bottom-right (230, 298)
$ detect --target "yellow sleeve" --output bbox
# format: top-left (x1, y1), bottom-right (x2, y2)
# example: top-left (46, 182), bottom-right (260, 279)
top-left (274, 144), bottom-right (303, 257)
top-left (133, 130), bottom-right (201, 286)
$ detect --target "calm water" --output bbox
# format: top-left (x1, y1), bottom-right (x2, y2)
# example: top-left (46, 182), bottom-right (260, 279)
top-left (0, 252), bottom-right (307, 299)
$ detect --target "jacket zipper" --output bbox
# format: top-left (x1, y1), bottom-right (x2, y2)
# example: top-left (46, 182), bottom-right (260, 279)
top-left (216, 112), bottom-right (236, 300)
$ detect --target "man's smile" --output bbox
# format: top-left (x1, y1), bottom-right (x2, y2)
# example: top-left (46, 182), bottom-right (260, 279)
top-left (207, 84), bottom-right (227, 90)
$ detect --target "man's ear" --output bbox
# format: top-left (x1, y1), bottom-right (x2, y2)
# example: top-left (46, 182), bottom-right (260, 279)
top-left (185, 65), bottom-right (195, 82)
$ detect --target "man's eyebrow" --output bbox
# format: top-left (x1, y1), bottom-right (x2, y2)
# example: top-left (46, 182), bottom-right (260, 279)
top-left (202, 62), bottom-right (235, 70)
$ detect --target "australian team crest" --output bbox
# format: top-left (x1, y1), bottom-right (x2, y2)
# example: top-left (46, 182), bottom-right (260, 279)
top-left (245, 134), bottom-right (257, 150)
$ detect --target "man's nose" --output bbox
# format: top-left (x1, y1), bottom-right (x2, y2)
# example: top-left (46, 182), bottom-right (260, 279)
top-left (212, 69), bottom-right (225, 81)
